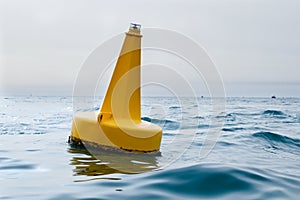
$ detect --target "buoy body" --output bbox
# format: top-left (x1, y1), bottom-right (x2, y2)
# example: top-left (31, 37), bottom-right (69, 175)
top-left (70, 24), bottom-right (162, 152)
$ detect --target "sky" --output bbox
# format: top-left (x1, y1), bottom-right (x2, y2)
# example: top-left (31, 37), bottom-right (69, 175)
top-left (0, 0), bottom-right (299, 97)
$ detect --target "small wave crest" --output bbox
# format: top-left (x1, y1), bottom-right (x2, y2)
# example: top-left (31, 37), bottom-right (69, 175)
top-left (192, 115), bottom-right (205, 119)
top-left (169, 106), bottom-right (181, 109)
top-left (262, 110), bottom-right (285, 116)
top-left (252, 131), bottom-right (300, 148)
top-left (141, 117), bottom-right (180, 130)
top-left (222, 127), bottom-right (244, 132)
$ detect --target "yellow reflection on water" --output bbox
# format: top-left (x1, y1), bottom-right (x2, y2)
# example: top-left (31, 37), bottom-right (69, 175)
top-left (68, 146), bottom-right (159, 181)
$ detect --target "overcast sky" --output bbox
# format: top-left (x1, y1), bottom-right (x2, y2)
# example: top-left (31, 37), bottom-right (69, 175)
top-left (1, 0), bottom-right (299, 97)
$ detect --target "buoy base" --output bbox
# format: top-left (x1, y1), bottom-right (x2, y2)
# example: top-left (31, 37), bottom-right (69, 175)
top-left (68, 135), bottom-right (161, 155)
top-left (70, 112), bottom-right (162, 153)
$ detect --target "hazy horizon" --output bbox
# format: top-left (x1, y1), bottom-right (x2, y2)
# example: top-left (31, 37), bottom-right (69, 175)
top-left (1, 81), bottom-right (299, 98)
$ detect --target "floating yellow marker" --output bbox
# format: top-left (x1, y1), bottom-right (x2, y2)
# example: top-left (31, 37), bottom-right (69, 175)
top-left (69, 23), bottom-right (162, 152)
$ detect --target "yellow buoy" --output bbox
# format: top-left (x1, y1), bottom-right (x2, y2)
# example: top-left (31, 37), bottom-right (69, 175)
top-left (69, 23), bottom-right (162, 152)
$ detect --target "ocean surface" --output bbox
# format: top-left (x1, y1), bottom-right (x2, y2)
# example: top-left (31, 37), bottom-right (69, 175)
top-left (1, 96), bottom-right (300, 199)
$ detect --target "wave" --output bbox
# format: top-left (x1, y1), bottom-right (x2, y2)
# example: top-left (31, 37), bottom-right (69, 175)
top-left (162, 132), bottom-right (177, 136)
top-left (198, 124), bottom-right (210, 129)
top-left (252, 131), bottom-right (300, 148)
top-left (222, 127), bottom-right (244, 132)
top-left (93, 164), bottom-right (299, 199)
top-left (146, 164), bottom-right (254, 198)
top-left (262, 110), bottom-right (285, 116)
top-left (0, 158), bottom-right (36, 170)
top-left (142, 117), bottom-right (180, 130)
top-left (217, 141), bottom-right (238, 146)
top-left (169, 106), bottom-right (181, 109)
top-left (192, 115), bottom-right (205, 119)
top-left (230, 112), bottom-right (261, 116)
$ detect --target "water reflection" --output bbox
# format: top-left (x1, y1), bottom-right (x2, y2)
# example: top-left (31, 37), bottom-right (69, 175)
top-left (68, 146), bottom-right (160, 180)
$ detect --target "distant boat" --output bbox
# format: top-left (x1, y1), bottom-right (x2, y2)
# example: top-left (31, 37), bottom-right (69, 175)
top-left (271, 95), bottom-right (276, 99)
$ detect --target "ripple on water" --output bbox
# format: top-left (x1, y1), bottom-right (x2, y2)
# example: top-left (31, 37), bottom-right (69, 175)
top-left (263, 110), bottom-right (285, 116)
top-left (97, 164), bottom-right (299, 199)
top-left (222, 127), bottom-right (245, 132)
top-left (253, 131), bottom-right (300, 147)
top-left (262, 110), bottom-right (288, 119)
top-left (169, 106), bottom-right (181, 109)
top-left (252, 131), bottom-right (300, 151)
top-left (142, 117), bottom-right (180, 130)
top-left (0, 158), bottom-right (36, 170)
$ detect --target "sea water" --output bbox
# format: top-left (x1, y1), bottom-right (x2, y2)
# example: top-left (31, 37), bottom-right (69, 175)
top-left (0, 96), bottom-right (300, 199)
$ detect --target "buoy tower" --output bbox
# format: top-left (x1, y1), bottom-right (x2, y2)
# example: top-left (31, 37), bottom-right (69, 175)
top-left (69, 23), bottom-right (162, 152)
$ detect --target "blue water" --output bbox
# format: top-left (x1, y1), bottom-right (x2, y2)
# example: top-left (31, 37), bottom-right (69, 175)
top-left (1, 96), bottom-right (300, 199)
